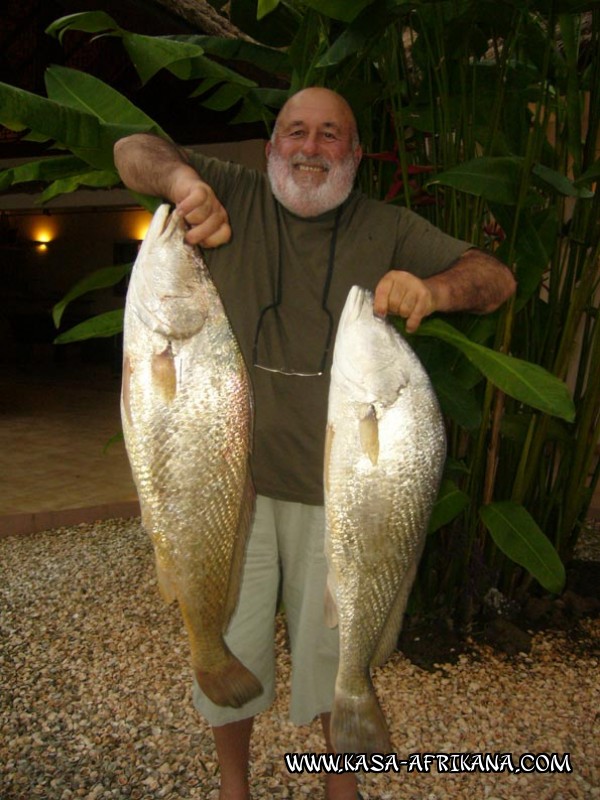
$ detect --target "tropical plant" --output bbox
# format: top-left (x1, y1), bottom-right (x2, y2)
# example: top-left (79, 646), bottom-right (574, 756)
top-left (0, 0), bottom-right (597, 626)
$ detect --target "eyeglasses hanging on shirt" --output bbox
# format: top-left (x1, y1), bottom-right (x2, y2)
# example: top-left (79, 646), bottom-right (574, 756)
top-left (252, 204), bottom-right (344, 377)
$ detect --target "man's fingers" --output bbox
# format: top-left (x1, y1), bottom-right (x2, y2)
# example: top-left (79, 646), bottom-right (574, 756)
top-left (185, 219), bottom-right (232, 248)
top-left (373, 270), bottom-right (435, 330)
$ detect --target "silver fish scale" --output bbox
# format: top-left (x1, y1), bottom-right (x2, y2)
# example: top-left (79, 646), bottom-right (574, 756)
top-left (325, 285), bottom-right (446, 754)
top-left (120, 206), bottom-right (260, 707)
top-left (123, 314), bottom-right (250, 622)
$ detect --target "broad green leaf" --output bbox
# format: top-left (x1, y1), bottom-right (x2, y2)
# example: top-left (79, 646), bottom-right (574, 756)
top-left (428, 479), bottom-right (470, 534)
top-left (53, 265), bottom-right (132, 328)
top-left (428, 157), bottom-right (524, 205)
top-left (317, 7), bottom-right (386, 67)
top-left (574, 157), bottom-right (600, 187)
top-left (0, 81), bottom-right (154, 171)
top-left (429, 368), bottom-right (482, 430)
top-left (300, 0), bottom-right (375, 22)
top-left (493, 204), bottom-right (557, 309)
top-left (0, 155), bottom-right (89, 191)
top-left (480, 502), bottom-right (566, 594)
top-left (198, 83), bottom-right (247, 111)
top-left (54, 310), bottom-right (124, 344)
top-left (532, 163), bottom-right (594, 198)
top-left (171, 53), bottom-right (256, 86)
top-left (45, 65), bottom-right (168, 137)
top-left (165, 35), bottom-right (291, 76)
top-left (40, 170), bottom-right (121, 204)
top-left (257, 0), bottom-right (281, 19)
top-left (415, 318), bottom-right (576, 422)
top-left (122, 33), bottom-right (206, 84)
top-left (46, 11), bottom-right (120, 42)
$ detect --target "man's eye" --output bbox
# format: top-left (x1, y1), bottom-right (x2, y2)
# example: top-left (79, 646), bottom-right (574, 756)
top-left (289, 130), bottom-right (304, 137)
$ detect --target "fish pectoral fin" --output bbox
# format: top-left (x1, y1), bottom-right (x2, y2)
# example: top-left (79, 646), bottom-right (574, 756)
top-left (152, 346), bottom-right (177, 403)
top-left (359, 404), bottom-right (379, 466)
top-left (324, 578), bottom-right (339, 629)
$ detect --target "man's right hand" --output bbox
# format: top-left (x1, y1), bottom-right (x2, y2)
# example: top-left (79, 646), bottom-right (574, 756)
top-left (170, 170), bottom-right (231, 248)
top-left (113, 135), bottom-right (232, 250)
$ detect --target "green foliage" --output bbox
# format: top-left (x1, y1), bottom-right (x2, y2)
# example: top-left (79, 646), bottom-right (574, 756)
top-left (0, 0), bottom-right (597, 624)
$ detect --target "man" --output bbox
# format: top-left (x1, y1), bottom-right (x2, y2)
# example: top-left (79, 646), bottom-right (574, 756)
top-left (114, 87), bottom-right (516, 800)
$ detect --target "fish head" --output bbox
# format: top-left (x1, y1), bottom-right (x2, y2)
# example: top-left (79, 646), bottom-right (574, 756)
top-left (332, 286), bottom-right (412, 406)
top-left (128, 204), bottom-right (210, 339)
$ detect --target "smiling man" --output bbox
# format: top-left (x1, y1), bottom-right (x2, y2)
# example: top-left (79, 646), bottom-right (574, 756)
top-left (114, 87), bottom-right (515, 800)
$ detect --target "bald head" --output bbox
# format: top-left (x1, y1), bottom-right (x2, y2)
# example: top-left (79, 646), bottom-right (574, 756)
top-left (273, 87), bottom-right (360, 149)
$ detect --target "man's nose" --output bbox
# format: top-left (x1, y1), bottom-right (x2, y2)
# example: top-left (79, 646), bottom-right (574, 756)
top-left (301, 132), bottom-right (319, 156)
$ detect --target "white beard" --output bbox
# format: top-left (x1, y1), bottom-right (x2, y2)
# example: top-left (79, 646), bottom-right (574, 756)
top-left (267, 148), bottom-right (358, 218)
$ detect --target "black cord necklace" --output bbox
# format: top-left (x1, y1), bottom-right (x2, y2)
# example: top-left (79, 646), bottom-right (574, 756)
top-left (252, 202), bottom-right (344, 377)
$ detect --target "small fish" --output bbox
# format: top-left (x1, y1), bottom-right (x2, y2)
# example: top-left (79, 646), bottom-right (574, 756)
top-left (324, 285), bottom-right (446, 753)
top-left (121, 204), bottom-right (262, 708)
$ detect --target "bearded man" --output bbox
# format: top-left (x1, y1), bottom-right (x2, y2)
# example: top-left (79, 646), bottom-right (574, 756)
top-left (114, 87), bottom-right (516, 800)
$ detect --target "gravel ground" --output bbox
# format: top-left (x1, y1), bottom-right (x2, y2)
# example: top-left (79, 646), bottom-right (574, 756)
top-left (1, 518), bottom-right (598, 800)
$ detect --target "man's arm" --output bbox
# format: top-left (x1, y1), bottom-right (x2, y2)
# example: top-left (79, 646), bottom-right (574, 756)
top-left (373, 248), bottom-right (517, 332)
top-left (113, 134), bottom-right (231, 247)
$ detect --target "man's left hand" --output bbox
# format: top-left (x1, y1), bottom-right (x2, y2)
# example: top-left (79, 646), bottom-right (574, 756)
top-left (373, 270), bottom-right (436, 333)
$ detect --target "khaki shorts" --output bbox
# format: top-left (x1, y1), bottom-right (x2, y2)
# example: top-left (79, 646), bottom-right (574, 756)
top-left (192, 495), bottom-right (340, 726)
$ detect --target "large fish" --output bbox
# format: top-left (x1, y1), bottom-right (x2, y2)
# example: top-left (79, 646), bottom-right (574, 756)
top-left (324, 285), bottom-right (446, 754)
top-left (121, 204), bottom-right (262, 708)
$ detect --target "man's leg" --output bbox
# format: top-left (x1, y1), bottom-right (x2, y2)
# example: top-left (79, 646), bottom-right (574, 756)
top-left (213, 717), bottom-right (254, 800)
top-left (275, 501), bottom-right (361, 799)
top-left (193, 498), bottom-right (280, 798)
top-left (321, 713), bottom-right (360, 800)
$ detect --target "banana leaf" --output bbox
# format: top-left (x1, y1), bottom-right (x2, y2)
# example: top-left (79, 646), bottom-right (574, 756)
top-left (53, 265), bottom-right (133, 328)
top-left (0, 81), bottom-right (155, 172)
top-left (428, 157), bottom-right (526, 205)
top-left (480, 501), bottom-right (566, 594)
top-left (415, 318), bottom-right (576, 422)
top-left (44, 65), bottom-right (169, 138)
top-left (428, 479), bottom-right (470, 534)
top-left (0, 155), bottom-right (89, 191)
top-left (40, 171), bottom-right (121, 204)
top-left (54, 310), bottom-right (125, 344)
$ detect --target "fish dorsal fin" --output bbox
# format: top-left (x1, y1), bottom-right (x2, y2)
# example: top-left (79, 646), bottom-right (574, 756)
top-left (359, 404), bottom-right (379, 466)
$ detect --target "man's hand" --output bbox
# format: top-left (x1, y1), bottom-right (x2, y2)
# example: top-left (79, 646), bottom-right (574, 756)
top-left (373, 250), bottom-right (517, 332)
top-left (171, 171), bottom-right (232, 249)
top-left (373, 271), bottom-right (436, 333)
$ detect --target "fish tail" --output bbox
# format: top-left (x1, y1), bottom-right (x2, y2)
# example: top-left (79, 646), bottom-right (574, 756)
top-left (195, 653), bottom-right (263, 709)
top-left (331, 681), bottom-right (391, 755)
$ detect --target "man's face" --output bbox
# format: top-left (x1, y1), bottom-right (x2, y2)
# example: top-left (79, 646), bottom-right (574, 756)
top-left (266, 89), bottom-right (362, 218)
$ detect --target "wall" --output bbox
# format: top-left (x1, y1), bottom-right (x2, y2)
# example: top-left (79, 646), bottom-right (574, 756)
top-left (0, 139), bottom-right (266, 363)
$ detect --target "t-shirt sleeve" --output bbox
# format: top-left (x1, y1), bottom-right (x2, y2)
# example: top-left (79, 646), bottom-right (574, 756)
top-left (186, 151), bottom-right (261, 208)
top-left (393, 207), bottom-right (472, 278)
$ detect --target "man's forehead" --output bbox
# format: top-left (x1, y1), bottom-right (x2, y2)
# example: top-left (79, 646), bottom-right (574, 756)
top-left (281, 117), bottom-right (344, 130)
top-left (277, 91), bottom-right (355, 130)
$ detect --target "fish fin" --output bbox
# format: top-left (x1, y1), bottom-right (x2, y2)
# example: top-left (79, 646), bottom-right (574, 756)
top-left (359, 405), bottom-right (379, 466)
top-left (155, 559), bottom-right (178, 605)
top-left (195, 648), bottom-right (263, 708)
top-left (151, 346), bottom-right (177, 403)
top-left (331, 678), bottom-right (391, 755)
top-left (371, 560), bottom-right (418, 667)
top-left (323, 423), bottom-right (335, 494)
top-left (121, 354), bottom-right (133, 425)
top-left (324, 578), bottom-right (338, 628)
top-left (223, 469), bottom-right (255, 629)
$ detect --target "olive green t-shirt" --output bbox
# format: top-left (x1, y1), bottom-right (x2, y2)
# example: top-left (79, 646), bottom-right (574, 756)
top-left (190, 152), bottom-right (470, 505)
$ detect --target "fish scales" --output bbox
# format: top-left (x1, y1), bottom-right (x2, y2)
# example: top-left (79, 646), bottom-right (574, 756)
top-left (325, 285), bottom-right (446, 754)
top-left (121, 204), bottom-right (262, 708)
